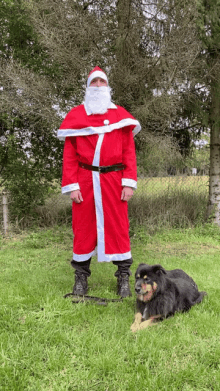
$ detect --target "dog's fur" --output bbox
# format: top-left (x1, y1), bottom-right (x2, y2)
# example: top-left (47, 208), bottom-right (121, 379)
top-left (131, 263), bottom-right (207, 332)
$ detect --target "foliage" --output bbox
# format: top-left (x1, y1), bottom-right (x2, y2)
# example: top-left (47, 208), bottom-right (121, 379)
top-left (185, 133), bottom-right (210, 173)
top-left (0, 0), bottom-right (61, 121)
top-left (197, 0), bottom-right (220, 53)
top-left (136, 133), bottom-right (183, 176)
top-left (21, 0), bottom-right (111, 107)
top-left (0, 0), bottom-right (65, 222)
top-left (0, 115), bottom-right (62, 226)
top-left (1, 134), bottom-right (55, 221)
top-left (2, 0), bottom-right (207, 145)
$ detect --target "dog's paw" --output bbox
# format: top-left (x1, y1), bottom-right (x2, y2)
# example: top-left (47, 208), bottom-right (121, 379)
top-left (131, 315), bottom-right (160, 332)
top-left (130, 312), bottom-right (142, 332)
top-left (139, 319), bottom-right (153, 329)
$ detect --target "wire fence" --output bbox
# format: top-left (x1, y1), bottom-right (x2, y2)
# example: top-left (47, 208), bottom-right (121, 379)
top-left (1, 175), bottom-right (209, 236)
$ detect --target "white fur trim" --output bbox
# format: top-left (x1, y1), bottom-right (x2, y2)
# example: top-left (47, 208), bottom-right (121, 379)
top-left (61, 183), bottom-right (80, 194)
top-left (132, 124), bottom-right (141, 136)
top-left (99, 251), bottom-right (132, 262)
top-left (57, 118), bottom-right (141, 140)
top-left (87, 70), bottom-right (108, 87)
top-left (73, 248), bottom-right (97, 261)
top-left (72, 248), bottom-right (131, 262)
top-left (122, 178), bottom-right (137, 189)
top-left (92, 134), bottom-right (106, 262)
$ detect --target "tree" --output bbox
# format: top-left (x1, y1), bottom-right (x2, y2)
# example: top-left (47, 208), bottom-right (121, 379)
top-left (23, 0), bottom-right (204, 142)
top-left (109, 0), bottom-right (206, 155)
top-left (195, 0), bottom-right (220, 225)
top-left (0, 0), bottom-right (63, 221)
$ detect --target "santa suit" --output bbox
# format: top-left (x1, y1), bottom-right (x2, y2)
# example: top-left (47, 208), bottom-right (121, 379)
top-left (57, 102), bottom-right (141, 263)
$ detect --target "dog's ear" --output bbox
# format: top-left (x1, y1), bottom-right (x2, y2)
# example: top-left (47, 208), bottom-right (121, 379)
top-left (135, 263), bottom-right (145, 277)
top-left (152, 264), bottom-right (167, 275)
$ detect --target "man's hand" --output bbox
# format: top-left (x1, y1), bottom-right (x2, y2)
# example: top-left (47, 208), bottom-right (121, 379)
top-left (70, 190), bottom-right (83, 203)
top-left (121, 186), bottom-right (134, 201)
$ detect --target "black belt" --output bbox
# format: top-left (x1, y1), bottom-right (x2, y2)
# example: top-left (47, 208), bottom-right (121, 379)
top-left (79, 162), bottom-right (125, 173)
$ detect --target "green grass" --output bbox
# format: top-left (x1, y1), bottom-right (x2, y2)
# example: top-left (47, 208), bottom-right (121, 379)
top-left (1, 225), bottom-right (220, 390)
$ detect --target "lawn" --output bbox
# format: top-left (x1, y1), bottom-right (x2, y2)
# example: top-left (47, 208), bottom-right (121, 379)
top-left (0, 224), bottom-right (219, 390)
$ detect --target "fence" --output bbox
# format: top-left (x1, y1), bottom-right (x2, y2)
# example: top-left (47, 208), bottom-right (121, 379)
top-left (1, 175), bottom-right (209, 236)
top-left (1, 190), bottom-right (9, 236)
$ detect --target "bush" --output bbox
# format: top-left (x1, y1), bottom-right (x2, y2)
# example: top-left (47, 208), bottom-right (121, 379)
top-left (1, 136), bottom-right (60, 228)
top-left (136, 133), bottom-right (184, 177)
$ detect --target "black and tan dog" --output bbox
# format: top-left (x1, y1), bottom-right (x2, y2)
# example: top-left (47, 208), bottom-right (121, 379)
top-left (131, 263), bottom-right (207, 332)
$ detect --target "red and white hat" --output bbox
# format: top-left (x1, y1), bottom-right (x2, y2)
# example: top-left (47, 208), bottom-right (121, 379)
top-left (87, 66), bottom-right (108, 87)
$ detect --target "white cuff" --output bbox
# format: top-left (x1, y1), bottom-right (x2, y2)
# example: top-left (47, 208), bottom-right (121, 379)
top-left (73, 248), bottom-right (97, 261)
top-left (122, 178), bottom-right (137, 189)
top-left (61, 183), bottom-right (80, 195)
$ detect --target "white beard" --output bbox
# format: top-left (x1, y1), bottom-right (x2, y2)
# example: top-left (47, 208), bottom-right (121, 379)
top-left (84, 86), bottom-right (112, 114)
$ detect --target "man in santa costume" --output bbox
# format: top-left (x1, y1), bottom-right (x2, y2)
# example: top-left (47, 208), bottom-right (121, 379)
top-left (57, 66), bottom-right (141, 297)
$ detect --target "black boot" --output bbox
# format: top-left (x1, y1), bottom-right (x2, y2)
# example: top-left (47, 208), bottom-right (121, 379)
top-left (73, 271), bottom-right (88, 295)
top-left (71, 258), bottom-right (91, 295)
top-left (113, 258), bottom-right (133, 298)
top-left (116, 272), bottom-right (132, 298)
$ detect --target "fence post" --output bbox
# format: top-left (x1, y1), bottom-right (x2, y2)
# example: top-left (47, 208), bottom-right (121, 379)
top-left (2, 190), bottom-right (9, 236)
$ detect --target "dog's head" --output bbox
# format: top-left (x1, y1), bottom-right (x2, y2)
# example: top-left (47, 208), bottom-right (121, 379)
top-left (135, 263), bottom-right (166, 302)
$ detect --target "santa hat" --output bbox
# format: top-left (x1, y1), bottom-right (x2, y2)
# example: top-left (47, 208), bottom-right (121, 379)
top-left (87, 66), bottom-right (108, 87)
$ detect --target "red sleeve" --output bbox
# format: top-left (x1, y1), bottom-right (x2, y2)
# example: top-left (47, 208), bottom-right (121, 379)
top-left (122, 127), bottom-right (137, 184)
top-left (62, 137), bottom-right (79, 188)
